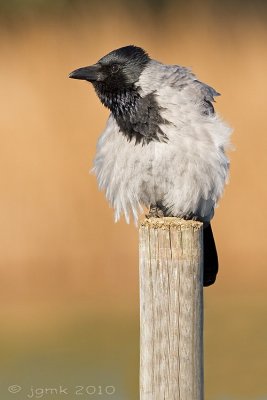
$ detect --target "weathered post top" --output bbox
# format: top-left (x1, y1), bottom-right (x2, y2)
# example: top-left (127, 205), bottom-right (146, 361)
top-left (140, 216), bottom-right (202, 229)
top-left (139, 217), bottom-right (204, 400)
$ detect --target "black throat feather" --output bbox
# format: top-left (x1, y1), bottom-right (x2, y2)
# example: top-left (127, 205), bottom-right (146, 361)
top-left (94, 83), bottom-right (169, 145)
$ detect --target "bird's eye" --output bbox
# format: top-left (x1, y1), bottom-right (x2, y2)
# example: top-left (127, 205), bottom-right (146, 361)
top-left (111, 64), bottom-right (120, 74)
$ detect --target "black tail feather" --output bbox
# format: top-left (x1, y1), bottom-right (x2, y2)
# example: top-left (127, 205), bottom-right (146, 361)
top-left (203, 224), bottom-right (218, 286)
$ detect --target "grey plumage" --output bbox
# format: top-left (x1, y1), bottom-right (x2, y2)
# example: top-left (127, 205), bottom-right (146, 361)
top-left (69, 45), bottom-right (232, 286)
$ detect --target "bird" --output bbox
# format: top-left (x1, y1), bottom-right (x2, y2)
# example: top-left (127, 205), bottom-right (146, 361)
top-left (69, 45), bottom-right (231, 286)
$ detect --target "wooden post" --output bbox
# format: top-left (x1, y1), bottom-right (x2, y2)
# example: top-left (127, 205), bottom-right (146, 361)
top-left (139, 217), bottom-right (204, 400)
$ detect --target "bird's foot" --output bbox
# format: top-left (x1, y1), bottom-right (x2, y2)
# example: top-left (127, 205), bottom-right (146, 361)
top-left (146, 205), bottom-right (165, 218)
top-left (183, 213), bottom-right (199, 221)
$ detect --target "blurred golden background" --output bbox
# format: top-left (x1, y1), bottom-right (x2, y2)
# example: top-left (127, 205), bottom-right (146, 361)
top-left (1, 1), bottom-right (267, 398)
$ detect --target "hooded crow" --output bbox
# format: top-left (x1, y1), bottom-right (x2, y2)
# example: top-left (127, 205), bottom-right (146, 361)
top-left (69, 45), bottom-right (231, 286)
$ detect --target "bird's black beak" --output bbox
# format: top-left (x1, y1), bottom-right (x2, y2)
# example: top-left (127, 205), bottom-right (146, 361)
top-left (69, 64), bottom-right (102, 82)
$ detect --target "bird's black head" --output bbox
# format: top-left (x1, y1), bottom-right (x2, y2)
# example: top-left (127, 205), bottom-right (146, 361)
top-left (69, 45), bottom-right (150, 93)
top-left (69, 46), bottom-right (168, 145)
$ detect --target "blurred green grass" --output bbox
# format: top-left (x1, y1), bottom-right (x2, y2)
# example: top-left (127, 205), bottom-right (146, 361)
top-left (1, 294), bottom-right (267, 399)
top-left (0, 0), bottom-right (267, 21)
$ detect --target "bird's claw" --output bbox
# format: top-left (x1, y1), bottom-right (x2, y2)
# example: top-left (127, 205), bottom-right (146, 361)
top-left (146, 205), bottom-right (165, 218)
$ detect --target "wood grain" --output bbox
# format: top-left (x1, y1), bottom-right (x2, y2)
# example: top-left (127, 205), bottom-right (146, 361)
top-left (139, 217), bottom-right (204, 400)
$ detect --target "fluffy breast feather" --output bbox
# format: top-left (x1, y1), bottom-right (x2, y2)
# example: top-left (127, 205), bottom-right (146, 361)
top-left (92, 62), bottom-right (232, 223)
